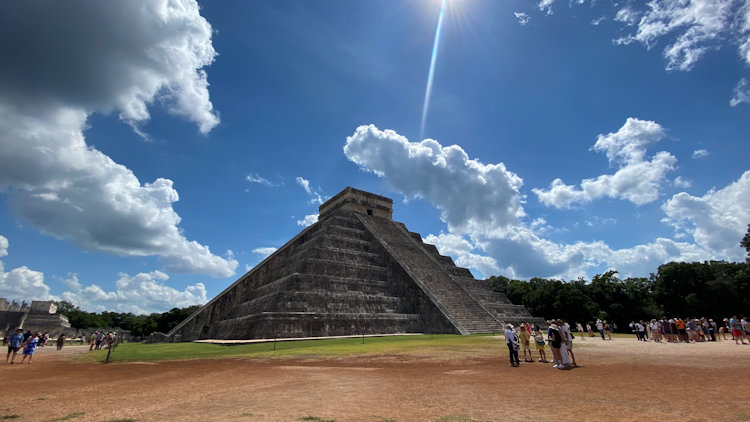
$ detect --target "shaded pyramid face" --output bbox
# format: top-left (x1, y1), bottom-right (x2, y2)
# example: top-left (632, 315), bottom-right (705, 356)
top-left (168, 187), bottom-right (543, 341)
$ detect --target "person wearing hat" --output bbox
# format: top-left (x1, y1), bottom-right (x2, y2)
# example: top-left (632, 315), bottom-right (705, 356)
top-left (6, 328), bottom-right (25, 364)
top-left (547, 321), bottom-right (564, 369)
top-left (504, 324), bottom-right (521, 367)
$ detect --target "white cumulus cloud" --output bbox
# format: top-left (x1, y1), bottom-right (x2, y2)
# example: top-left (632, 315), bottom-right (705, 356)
top-left (296, 214), bottom-right (319, 227)
top-left (0, 235), bottom-right (207, 313)
top-left (0, 237), bottom-right (53, 301)
top-left (343, 125), bottom-right (745, 281)
top-left (61, 271), bottom-right (207, 314)
top-left (0, 1), bottom-right (236, 278)
top-left (424, 233), bottom-right (500, 278)
top-left (344, 125), bottom-right (525, 232)
top-left (252, 247), bottom-right (278, 259)
top-left (533, 118), bottom-right (676, 208)
top-left (662, 170), bottom-right (750, 261)
top-left (674, 176), bottom-right (693, 189)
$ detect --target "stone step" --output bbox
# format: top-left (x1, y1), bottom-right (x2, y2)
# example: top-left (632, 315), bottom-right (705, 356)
top-left (298, 245), bottom-right (384, 267)
top-left (247, 274), bottom-right (391, 307)
top-left (319, 214), bottom-right (362, 231)
top-left (211, 312), bottom-right (423, 339)
top-left (311, 233), bottom-right (378, 254)
top-left (359, 214), bottom-right (501, 335)
top-left (235, 290), bottom-right (408, 316)
top-left (324, 225), bottom-right (370, 241)
top-left (272, 258), bottom-right (388, 281)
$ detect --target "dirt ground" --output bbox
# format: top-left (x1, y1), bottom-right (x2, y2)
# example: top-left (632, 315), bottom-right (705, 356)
top-left (1, 335), bottom-right (749, 422)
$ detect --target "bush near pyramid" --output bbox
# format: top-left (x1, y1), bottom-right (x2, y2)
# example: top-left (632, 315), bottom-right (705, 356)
top-left (167, 187), bottom-right (543, 341)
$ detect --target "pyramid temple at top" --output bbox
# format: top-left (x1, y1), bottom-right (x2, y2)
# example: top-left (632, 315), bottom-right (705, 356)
top-left (167, 187), bottom-right (544, 341)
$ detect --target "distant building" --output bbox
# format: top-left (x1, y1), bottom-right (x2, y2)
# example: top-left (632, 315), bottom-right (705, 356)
top-left (0, 299), bottom-right (71, 337)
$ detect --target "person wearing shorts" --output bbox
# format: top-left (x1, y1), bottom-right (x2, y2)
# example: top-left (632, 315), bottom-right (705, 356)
top-left (6, 328), bottom-right (24, 364)
top-left (518, 325), bottom-right (532, 362)
top-left (533, 329), bottom-right (548, 362)
top-left (20, 333), bottom-right (39, 364)
top-left (730, 316), bottom-right (746, 345)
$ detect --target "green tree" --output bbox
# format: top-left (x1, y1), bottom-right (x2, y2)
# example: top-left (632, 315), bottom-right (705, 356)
top-left (742, 224), bottom-right (750, 261)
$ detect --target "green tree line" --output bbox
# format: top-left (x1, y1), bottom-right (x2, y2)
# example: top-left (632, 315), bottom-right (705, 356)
top-left (487, 260), bottom-right (750, 328)
top-left (56, 301), bottom-right (201, 337)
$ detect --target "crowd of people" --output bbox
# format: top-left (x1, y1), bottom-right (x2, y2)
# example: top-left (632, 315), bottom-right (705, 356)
top-left (4, 328), bottom-right (121, 365)
top-left (502, 314), bottom-right (749, 369)
top-left (625, 315), bottom-right (749, 345)
top-left (503, 319), bottom-right (578, 370)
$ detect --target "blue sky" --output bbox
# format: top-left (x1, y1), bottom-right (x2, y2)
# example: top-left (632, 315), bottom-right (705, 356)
top-left (1, 0), bottom-right (748, 314)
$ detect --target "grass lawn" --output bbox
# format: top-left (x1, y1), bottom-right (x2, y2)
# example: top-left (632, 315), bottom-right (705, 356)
top-left (78, 334), bottom-right (509, 363)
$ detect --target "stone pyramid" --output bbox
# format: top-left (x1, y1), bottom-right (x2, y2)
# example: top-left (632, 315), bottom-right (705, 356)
top-left (167, 187), bottom-right (543, 341)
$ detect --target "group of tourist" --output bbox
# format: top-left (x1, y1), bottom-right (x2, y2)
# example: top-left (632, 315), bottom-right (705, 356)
top-left (503, 319), bottom-right (578, 370)
top-left (4, 328), bottom-right (121, 365)
top-left (4, 328), bottom-right (40, 364)
top-left (626, 315), bottom-right (749, 345)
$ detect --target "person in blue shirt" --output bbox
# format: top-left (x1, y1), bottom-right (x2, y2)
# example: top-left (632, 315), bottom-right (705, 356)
top-left (6, 328), bottom-right (25, 364)
top-left (20, 333), bottom-right (39, 364)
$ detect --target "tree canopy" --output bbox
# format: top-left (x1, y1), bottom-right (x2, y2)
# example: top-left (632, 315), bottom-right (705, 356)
top-left (56, 301), bottom-right (200, 337)
top-left (487, 260), bottom-right (749, 328)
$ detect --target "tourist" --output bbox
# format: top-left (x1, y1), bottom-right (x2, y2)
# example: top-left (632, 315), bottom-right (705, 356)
top-left (95, 331), bottom-right (105, 350)
top-left (533, 328), bottom-right (548, 362)
top-left (634, 321), bottom-right (646, 341)
top-left (504, 324), bottom-right (521, 367)
top-left (729, 316), bottom-right (746, 345)
top-left (603, 320), bottom-right (612, 340)
top-left (89, 332), bottom-right (96, 350)
top-left (596, 320), bottom-right (605, 340)
top-left (586, 322), bottom-right (593, 337)
top-left (660, 319), bottom-right (672, 342)
top-left (709, 319), bottom-right (718, 341)
top-left (20, 333), bottom-right (39, 364)
top-left (686, 318), bottom-right (700, 342)
top-left (57, 334), bottom-right (66, 351)
top-left (557, 320), bottom-right (571, 369)
top-left (675, 317), bottom-right (687, 342)
top-left (547, 321), bottom-right (565, 369)
top-left (518, 325), bottom-right (532, 362)
top-left (6, 328), bottom-right (24, 364)
top-left (576, 322), bottom-right (585, 341)
top-left (561, 320), bottom-right (576, 367)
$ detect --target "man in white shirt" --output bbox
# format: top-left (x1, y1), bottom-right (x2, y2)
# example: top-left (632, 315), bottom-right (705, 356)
top-left (557, 319), bottom-right (571, 369)
top-left (596, 320), bottom-right (605, 340)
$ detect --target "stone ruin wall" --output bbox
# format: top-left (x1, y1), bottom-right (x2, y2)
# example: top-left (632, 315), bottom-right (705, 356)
top-left (170, 219), bottom-right (324, 341)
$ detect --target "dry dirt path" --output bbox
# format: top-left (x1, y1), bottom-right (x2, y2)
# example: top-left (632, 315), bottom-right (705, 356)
top-left (1, 336), bottom-right (749, 422)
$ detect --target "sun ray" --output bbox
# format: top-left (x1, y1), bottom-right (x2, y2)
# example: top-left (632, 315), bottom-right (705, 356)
top-left (420, 0), bottom-right (447, 140)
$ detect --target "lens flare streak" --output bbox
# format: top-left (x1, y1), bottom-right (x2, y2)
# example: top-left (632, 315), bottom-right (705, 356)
top-left (420, 0), bottom-right (447, 140)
